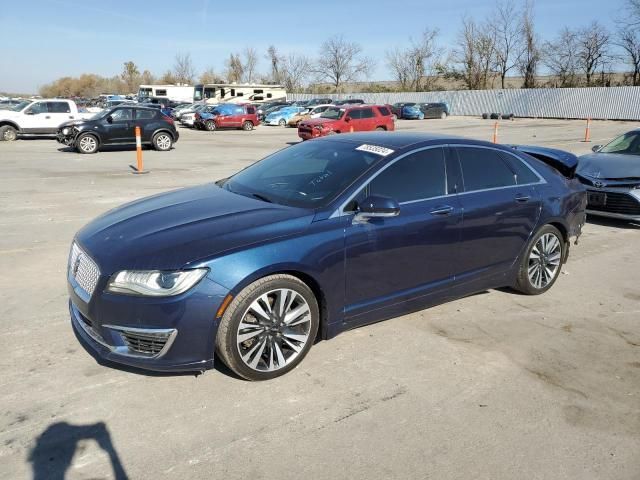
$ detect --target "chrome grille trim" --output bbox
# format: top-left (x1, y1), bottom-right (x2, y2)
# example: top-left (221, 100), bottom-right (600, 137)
top-left (68, 242), bottom-right (100, 296)
top-left (104, 325), bottom-right (177, 358)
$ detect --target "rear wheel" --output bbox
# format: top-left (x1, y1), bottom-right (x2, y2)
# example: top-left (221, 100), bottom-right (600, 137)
top-left (375, 126), bottom-right (386, 131)
top-left (242, 121), bottom-right (254, 131)
top-left (278, 118), bottom-right (286, 127)
top-left (440, 112), bottom-right (447, 119)
top-left (76, 133), bottom-right (98, 154)
top-left (205, 120), bottom-right (216, 131)
top-left (215, 274), bottom-right (319, 381)
top-left (152, 132), bottom-right (173, 151)
top-left (0, 125), bottom-right (17, 141)
top-left (515, 225), bottom-right (564, 295)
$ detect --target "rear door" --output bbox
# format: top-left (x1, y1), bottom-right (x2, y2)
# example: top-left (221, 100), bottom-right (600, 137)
top-left (452, 145), bottom-right (542, 280)
top-left (134, 108), bottom-right (157, 141)
top-left (47, 101), bottom-right (75, 128)
top-left (358, 107), bottom-right (376, 131)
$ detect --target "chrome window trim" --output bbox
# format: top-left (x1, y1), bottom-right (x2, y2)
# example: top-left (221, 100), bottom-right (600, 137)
top-left (330, 145), bottom-right (446, 218)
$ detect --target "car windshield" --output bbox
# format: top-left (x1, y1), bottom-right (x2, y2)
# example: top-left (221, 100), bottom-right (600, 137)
top-left (221, 140), bottom-right (385, 208)
top-left (11, 101), bottom-right (32, 111)
top-left (320, 107), bottom-right (345, 120)
top-left (599, 131), bottom-right (640, 156)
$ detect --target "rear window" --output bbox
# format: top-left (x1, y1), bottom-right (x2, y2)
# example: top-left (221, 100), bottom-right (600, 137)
top-left (135, 109), bottom-right (156, 120)
top-left (456, 147), bottom-right (516, 191)
top-left (377, 106), bottom-right (391, 116)
top-left (247, 106), bottom-right (255, 114)
top-left (47, 102), bottom-right (71, 113)
top-left (499, 153), bottom-right (540, 184)
top-left (360, 108), bottom-right (374, 119)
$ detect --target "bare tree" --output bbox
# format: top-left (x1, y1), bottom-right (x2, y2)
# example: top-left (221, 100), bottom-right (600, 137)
top-left (225, 54), bottom-right (244, 83)
top-left (617, 27), bottom-right (640, 85)
top-left (172, 53), bottom-right (195, 84)
top-left (140, 70), bottom-right (155, 85)
top-left (159, 70), bottom-right (177, 84)
top-left (453, 16), bottom-right (496, 90)
top-left (120, 61), bottom-right (140, 92)
top-left (315, 35), bottom-right (372, 91)
top-left (489, 0), bottom-right (523, 89)
top-left (543, 28), bottom-right (580, 87)
top-left (242, 47), bottom-right (259, 83)
top-left (386, 29), bottom-right (441, 91)
top-left (575, 22), bottom-right (610, 86)
top-left (625, 0), bottom-right (640, 25)
top-left (517, 0), bottom-right (540, 88)
top-left (266, 45), bottom-right (282, 83)
top-left (280, 54), bottom-right (312, 92)
top-left (199, 67), bottom-right (224, 85)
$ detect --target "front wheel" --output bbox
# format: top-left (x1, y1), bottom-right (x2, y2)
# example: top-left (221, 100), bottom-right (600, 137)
top-left (215, 274), bottom-right (319, 381)
top-left (76, 133), bottom-right (99, 154)
top-left (440, 112), bottom-right (447, 119)
top-left (515, 225), bottom-right (564, 295)
top-left (205, 120), bottom-right (216, 131)
top-left (152, 132), bottom-right (173, 151)
top-left (242, 121), bottom-right (254, 131)
top-left (278, 118), bottom-right (286, 127)
top-left (0, 125), bottom-right (18, 141)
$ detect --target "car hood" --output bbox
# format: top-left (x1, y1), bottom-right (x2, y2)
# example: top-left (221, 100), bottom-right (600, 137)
top-left (76, 184), bottom-right (313, 273)
top-left (59, 119), bottom-right (91, 129)
top-left (577, 153), bottom-right (640, 180)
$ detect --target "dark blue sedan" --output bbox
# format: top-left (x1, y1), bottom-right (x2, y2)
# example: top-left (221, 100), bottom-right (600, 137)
top-left (68, 133), bottom-right (586, 380)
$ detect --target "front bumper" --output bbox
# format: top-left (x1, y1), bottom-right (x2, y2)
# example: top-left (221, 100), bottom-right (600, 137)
top-left (584, 187), bottom-right (640, 222)
top-left (69, 272), bottom-right (229, 372)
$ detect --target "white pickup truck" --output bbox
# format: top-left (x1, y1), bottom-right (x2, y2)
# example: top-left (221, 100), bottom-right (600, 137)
top-left (0, 99), bottom-right (95, 141)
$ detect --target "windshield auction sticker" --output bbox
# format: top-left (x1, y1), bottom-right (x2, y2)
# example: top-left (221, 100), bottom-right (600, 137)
top-left (355, 144), bottom-right (395, 157)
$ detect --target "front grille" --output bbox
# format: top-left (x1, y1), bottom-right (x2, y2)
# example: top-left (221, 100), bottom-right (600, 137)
top-left (298, 125), bottom-right (312, 134)
top-left (587, 190), bottom-right (640, 215)
top-left (68, 243), bottom-right (100, 296)
top-left (119, 329), bottom-right (175, 356)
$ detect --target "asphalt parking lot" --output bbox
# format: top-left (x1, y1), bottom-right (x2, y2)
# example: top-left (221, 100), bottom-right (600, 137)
top-left (1, 117), bottom-right (639, 480)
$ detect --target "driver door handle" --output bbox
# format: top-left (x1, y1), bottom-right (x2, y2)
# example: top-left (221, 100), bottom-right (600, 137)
top-left (45, 115), bottom-right (51, 119)
top-left (515, 194), bottom-right (530, 203)
top-left (430, 205), bottom-right (454, 216)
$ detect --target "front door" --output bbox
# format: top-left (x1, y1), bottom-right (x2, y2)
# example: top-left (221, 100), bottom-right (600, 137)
top-left (345, 147), bottom-right (461, 319)
top-left (22, 102), bottom-right (60, 133)
top-left (452, 146), bottom-right (542, 280)
top-left (104, 108), bottom-right (134, 142)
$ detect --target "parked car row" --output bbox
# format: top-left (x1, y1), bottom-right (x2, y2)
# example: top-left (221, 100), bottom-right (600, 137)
top-left (391, 102), bottom-right (450, 120)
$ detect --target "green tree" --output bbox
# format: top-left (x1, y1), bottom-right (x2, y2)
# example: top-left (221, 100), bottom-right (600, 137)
top-left (121, 61), bottom-right (140, 93)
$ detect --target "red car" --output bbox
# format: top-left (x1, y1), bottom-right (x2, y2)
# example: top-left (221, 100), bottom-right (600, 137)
top-left (298, 104), bottom-right (394, 140)
top-left (194, 104), bottom-right (260, 131)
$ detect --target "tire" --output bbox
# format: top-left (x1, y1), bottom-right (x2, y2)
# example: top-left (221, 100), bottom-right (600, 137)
top-left (0, 125), bottom-right (18, 141)
top-left (76, 133), bottom-right (99, 154)
top-left (440, 112), bottom-right (447, 119)
top-left (482, 113), bottom-right (489, 119)
top-left (215, 274), bottom-right (320, 381)
top-left (514, 225), bottom-right (565, 295)
top-left (152, 132), bottom-right (173, 151)
top-left (242, 121), bottom-right (254, 131)
top-left (278, 118), bottom-right (286, 127)
top-left (375, 126), bottom-right (386, 131)
top-left (205, 120), bottom-right (216, 131)
top-left (490, 113), bottom-right (501, 120)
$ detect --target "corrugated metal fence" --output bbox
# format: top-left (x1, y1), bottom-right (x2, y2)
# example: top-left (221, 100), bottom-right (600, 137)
top-left (289, 87), bottom-right (640, 120)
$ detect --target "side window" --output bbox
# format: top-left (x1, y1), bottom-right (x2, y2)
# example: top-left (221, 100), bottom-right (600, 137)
top-left (377, 106), bottom-right (391, 116)
top-left (369, 148), bottom-right (447, 203)
top-left (457, 147), bottom-right (516, 191)
top-left (360, 108), bottom-right (374, 119)
top-left (348, 109), bottom-right (362, 120)
top-left (110, 108), bottom-right (133, 121)
top-left (135, 109), bottom-right (156, 120)
top-left (47, 102), bottom-right (71, 113)
top-left (28, 102), bottom-right (48, 114)
top-left (499, 152), bottom-right (540, 184)
top-left (247, 106), bottom-right (255, 114)
top-left (156, 89), bottom-right (167, 96)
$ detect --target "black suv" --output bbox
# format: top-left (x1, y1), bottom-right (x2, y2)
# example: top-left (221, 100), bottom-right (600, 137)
top-left (57, 105), bottom-right (179, 154)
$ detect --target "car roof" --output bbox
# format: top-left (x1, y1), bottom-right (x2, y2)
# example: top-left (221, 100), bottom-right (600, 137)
top-left (310, 132), bottom-right (489, 150)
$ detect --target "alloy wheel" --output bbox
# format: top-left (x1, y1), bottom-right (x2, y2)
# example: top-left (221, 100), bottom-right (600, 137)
top-left (527, 233), bottom-right (562, 289)
top-left (79, 135), bottom-right (96, 152)
top-left (235, 288), bottom-right (312, 372)
top-left (156, 134), bottom-right (171, 150)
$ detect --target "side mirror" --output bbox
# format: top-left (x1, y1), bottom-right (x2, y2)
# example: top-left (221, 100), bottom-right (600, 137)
top-left (25, 110), bottom-right (35, 115)
top-left (344, 116), bottom-right (351, 122)
top-left (354, 195), bottom-right (400, 223)
top-left (106, 115), bottom-right (113, 123)
top-left (592, 145), bottom-right (602, 152)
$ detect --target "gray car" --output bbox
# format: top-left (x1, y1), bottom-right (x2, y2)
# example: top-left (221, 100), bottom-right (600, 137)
top-left (577, 129), bottom-right (640, 222)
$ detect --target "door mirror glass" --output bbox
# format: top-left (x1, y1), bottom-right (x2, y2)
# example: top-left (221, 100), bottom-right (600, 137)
top-left (592, 144), bottom-right (602, 152)
top-left (25, 110), bottom-right (35, 115)
top-left (344, 116), bottom-right (351, 122)
top-left (106, 115), bottom-right (113, 123)
top-left (354, 195), bottom-right (400, 222)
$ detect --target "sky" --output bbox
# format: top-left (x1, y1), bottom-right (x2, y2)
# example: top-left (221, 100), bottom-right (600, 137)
top-left (0, 0), bottom-right (625, 93)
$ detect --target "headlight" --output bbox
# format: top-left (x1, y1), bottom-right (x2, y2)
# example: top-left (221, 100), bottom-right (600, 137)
top-left (106, 268), bottom-right (208, 297)
top-left (62, 127), bottom-right (70, 135)
top-left (314, 125), bottom-right (324, 131)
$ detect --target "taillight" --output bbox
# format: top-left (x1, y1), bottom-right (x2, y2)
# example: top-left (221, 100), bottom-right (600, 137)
top-left (163, 115), bottom-right (174, 125)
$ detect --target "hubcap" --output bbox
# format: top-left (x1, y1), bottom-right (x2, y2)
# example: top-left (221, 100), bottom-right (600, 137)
top-left (4, 129), bottom-right (16, 141)
top-left (79, 136), bottom-right (96, 152)
top-left (528, 233), bottom-right (562, 289)
top-left (156, 135), bottom-right (171, 149)
top-left (236, 288), bottom-right (311, 372)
